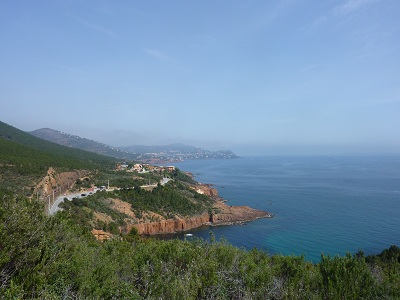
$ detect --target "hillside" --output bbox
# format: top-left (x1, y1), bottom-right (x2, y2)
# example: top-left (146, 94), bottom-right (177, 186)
top-left (122, 143), bottom-right (239, 163)
top-left (2, 187), bottom-right (400, 298)
top-left (1, 121), bottom-right (400, 298)
top-left (58, 172), bottom-right (271, 237)
top-left (29, 127), bottom-right (239, 163)
top-left (0, 121), bottom-right (116, 196)
top-left (30, 128), bottom-right (139, 161)
top-left (0, 121), bottom-right (266, 228)
top-left (0, 121), bottom-right (116, 165)
top-left (125, 143), bottom-right (201, 154)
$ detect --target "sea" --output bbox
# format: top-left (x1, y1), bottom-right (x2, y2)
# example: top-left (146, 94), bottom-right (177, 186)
top-left (160, 155), bottom-right (400, 263)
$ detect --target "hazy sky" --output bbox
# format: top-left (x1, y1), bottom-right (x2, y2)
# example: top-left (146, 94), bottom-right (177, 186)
top-left (1, 1), bottom-right (399, 155)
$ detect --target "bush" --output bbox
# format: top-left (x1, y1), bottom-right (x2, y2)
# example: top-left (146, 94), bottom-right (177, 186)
top-left (2, 189), bottom-right (400, 299)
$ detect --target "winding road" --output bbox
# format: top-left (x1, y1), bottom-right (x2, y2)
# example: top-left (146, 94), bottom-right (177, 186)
top-left (48, 191), bottom-right (97, 215)
top-left (48, 177), bottom-right (172, 216)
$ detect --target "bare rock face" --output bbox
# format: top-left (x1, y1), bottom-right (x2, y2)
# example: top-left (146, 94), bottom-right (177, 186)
top-left (92, 229), bottom-right (113, 241)
top-left (129, 200), bottom-right (272, 236)
top-left (211, 201), bottom-right (272, 225)
top-left (34, 168), bottom-right (90, 198)
top-left (90, 179), bottom-right (272, 238)
top-left (131, 212), bottom-right (211, 235)
top-left (193, 184), bottom-right (219, 199)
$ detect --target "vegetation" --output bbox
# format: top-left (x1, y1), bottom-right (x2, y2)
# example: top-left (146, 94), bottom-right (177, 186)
top-left (0, 121), bottom-right (116, 197)
top-left (29, 128), bottom-right (139, 160)
top-left (59, 180), bottom-right (213, 228)
top-left (0, 121), bottom-right (115, 179)
top-left (0, 138), bottom-right (88, 196)
top-left (117, 183), bottom-right (212, 218)
top-left (171, 167), bottom-right (196, 184)
top-left (1, 189), bottom-right (400, 299)
top-left (2, 120), bottom-right (400, 299)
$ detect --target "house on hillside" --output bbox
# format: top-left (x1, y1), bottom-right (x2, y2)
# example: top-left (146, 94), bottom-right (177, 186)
top-left (133, 163), bottom-right (143, 172)
top-left (165, 166), bottom-right (175, 172)
top-left (115, 163), bottom-right (129, 171)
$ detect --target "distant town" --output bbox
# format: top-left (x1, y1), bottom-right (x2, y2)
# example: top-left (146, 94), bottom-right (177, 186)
top-left (29, 128), bottom-right (239, 163)
top-left (133, 148), bottom-right (238, 164)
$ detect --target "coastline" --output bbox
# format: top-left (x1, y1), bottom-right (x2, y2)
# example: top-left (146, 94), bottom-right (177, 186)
top-left (130, 183), bottom-right (273, 236)
top-left (131, 205), bottom-right (272, 236)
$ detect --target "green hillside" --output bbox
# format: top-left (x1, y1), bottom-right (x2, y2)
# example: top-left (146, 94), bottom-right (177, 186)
top-left (1, 188), bottom-right (400, 299)
top-left (30, 128), bottom-right (139, 160)
top-left (0, 121), bottom-right (116, 165)
top-left (1, 120), bottom-right (400, 299)
top-left (0, 121), bottom-right (116, 195)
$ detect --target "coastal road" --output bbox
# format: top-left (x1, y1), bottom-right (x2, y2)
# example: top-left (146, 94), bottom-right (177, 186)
top-left (49, 191), bottom-right (90, 215)
top-left (49, 189), bottom-right (103, 215)
top-left (49, 177), bottom-right (172, 215)
top-left (160, 177), bottom-right (172, 185)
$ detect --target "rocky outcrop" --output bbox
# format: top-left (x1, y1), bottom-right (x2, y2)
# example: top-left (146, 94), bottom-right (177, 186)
top-left (131, 212), bottom-right (211, 235)
top-left (211, 201), bottom-right (272, 225)
top-left (34, 168), bottom-right (90, 198)
top-left (90, 181), bottom-right (272, 237)
top-left (130, 201), bottom-right (272, 236)
top-left (92, 229), bottom-right (113, 241)
top-left (192, 183), bottom-right (219, 199)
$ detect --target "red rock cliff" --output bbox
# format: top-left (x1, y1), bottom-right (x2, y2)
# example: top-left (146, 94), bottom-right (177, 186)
top-left (131, 212), bottom-right (211, 235)
top-left (130, 200), bottom-right (272, 235)
top-left (211, 202), bottom-right (272, 225)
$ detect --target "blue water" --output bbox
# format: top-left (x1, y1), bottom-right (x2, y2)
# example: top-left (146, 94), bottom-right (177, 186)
top-left (165, 155), bottom-right (400, 262)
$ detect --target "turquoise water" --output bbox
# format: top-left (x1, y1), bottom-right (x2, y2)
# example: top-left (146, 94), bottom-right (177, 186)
top-left (167, 155), bottom-right (400, 262)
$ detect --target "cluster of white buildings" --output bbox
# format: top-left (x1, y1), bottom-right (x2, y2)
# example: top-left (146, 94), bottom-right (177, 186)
top-left (115, 163), bottom-right (175, 174)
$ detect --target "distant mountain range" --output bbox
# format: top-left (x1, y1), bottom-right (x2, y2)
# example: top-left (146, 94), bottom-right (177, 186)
top-left (0, 121), bottom-right (116, 196)
top-left (30, 128), bottom-right (138, 160)
top-left (29, 128), bottom-right (239, 163)
top-left (122, 143), bottom-right (238, 163)
top-left (0, 121), bottom-right (114, 165)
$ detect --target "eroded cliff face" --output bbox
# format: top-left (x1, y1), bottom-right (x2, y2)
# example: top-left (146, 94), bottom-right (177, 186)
top-left (192, 184), bottom-right (219, 199)
top-left (128, 200), bottom-right (272, 236)
top-left (120, 183), bottom-right (273, 236)
top-left (34, 168), bottom-right (90, 198)
top-left (94, 182), bottom-right (272, 238)
top-left (130, 212), bottom-right (211, 235)
top-left (91, 229), bottom-right (113, 242)
top-left (211, 201), bottom-right (272, 225)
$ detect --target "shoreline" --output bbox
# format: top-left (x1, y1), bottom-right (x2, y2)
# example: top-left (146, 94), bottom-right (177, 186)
top-left (131, 184), bottom-right (273, 236)
top-left (132, 209), bottom-right (273, 236)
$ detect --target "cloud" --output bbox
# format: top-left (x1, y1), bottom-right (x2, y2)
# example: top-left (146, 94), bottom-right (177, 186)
top-left (298, 63), bottom-right (322, 74)
top-left (66, 14), bottom-right (119, 39)
top-left (335, 0), bottom-right (378, 15)
top-left (52, 64), bottom-right (89, 76)
top-left (143, 49), bottom-right (171, 62)
top-left (302, 0), bottom-right (379, 37)
top-left (245, 0), bottom-right (298, 34)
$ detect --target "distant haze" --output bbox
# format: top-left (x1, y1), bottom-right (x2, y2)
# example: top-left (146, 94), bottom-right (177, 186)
top-left (1, 1), bottom-right (399, 155)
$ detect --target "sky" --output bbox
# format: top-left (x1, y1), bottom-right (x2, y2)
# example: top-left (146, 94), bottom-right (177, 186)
top-left (1, 0), bottom-right (399, 155)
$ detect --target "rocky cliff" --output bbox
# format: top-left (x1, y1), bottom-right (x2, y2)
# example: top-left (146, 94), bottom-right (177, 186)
top-left (34, 168), bottom-right (90, 198)
top-left (211, 201), bottom-right (272, 225)
top-left (192, 183), bottom-right (219, 199)
top-left (130, 200), bottom-right (272, 236)
top-left (132, 212), bottom-right (212, 235)
top-left (91, 229), bottom-right (113, 242)
top-left (124, 183), bottom-right (273, 236)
